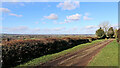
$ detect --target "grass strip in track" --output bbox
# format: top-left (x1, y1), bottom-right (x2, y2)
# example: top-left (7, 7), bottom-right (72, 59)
top-left (88, 40), bottom-right (118, 66)
top-left (16, 39), bottom-right (104, 67)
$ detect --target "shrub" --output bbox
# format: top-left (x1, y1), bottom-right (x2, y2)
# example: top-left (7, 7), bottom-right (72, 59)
top-left (96, 27), bottom-right (106, 38)
top-left (117, 28), bottom-right (120, 42)
top-left (107, 27), bottom-right (114, 38)
top-left (114, 29), bottom-right (118, 39)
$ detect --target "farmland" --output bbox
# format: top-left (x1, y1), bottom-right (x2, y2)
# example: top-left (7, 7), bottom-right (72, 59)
top-left (2, 34), bottom-right (95, 42)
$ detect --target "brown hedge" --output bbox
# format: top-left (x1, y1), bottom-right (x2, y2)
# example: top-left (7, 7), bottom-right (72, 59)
top-left (2, 37), bottom-right (97, 68)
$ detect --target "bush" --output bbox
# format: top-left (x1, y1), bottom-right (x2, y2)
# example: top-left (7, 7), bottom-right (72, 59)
top-left (96, 27), bottom-right (106, 38)
top-left (114, 29), bottom-right (118, 39)
top-left (117, 28), bottom-right (120, 42)
top-left (2, 37), bottom-right (97, 68)
top-left (107, 27), bottom-right (114, 38)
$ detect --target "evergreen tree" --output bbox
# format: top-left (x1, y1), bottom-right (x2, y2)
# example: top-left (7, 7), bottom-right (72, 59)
top-left (96, 27), bottom-right (106, 38)
top-left (107, 27), bottom-right (114, 38)
top-left (114, 29), bottom-right (118, 39)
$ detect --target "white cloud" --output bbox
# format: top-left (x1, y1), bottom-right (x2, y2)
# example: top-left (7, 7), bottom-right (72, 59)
top-left (3, 26), bottom-right (66, 34)
top-left (53, 21), bottom-right (64, 24)
top-left (70, 26), bottom-right (78, 31)
top-left (64, 19), bottom-right (71, 23)
top-left (83, 16), bottom-right (93, 20)
top-left (9, 0), bottom-right (18, 2)
top-left (44, 13), bottom-right (58, 20)
top-left (35, 21), bottom-right (46, 24)
top-left (32, 27), bottom-right (66, 33)
top-left (53, 13), bottom-right (81, 24)
top-left (3, 25), bottom-right (99, 34)
top-left (52, 27), bottom-right (66, 31)
top-left (85, 25), bottom-right (98, 29)
top-left (83, 13), bottom-right (93, 20)
top-left (33, 28), bottom-right (41, 32)
top-left (9, 13), bottom-right (23, 17)
top-left (60, 26), bottom-right (79, 34)
top-left (80, 25), bottom-right (99, 34)
top-left (0, 8), bottom-right (10, 13)
top-left (4, 26), bottom-right (29, 32)
top-left (67, 13), bottom-right (82, 21)
top-left (53, 19), bottom-right (71, 24)
top-left (0, 8), bottom-right (23, 17)
top-left (57, 1), bottom-right (80, 10)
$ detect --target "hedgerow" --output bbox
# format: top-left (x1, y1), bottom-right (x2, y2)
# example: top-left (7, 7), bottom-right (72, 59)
top-left (2, 37), bottom-right (97, 68)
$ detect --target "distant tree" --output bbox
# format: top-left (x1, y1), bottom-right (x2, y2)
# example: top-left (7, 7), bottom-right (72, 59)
top-left (107, 27), bottom-right (114, 38)
top-left (99, 21), bottom-right (111, 36)
top-left (96, 27), bottom-right (106, 38)
top-left (114, 29), bottom-right (118, 39)
top-left (117, 28), bottom-right (120, 42)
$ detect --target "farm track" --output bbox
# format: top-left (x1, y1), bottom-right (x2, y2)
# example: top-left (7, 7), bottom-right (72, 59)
top-left (39, 39), bottom-right (114, 67)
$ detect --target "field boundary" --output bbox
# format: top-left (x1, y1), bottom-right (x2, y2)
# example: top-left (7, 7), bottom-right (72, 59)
top-left (16, 39), bottom-right (105, 67)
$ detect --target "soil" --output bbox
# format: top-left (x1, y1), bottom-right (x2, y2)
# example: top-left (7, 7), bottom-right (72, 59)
top-left (39, 39), bottom-right (113, 67)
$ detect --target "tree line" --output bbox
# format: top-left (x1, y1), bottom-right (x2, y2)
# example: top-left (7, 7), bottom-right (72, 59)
top-left (95, 22), bottom-right (118, 39)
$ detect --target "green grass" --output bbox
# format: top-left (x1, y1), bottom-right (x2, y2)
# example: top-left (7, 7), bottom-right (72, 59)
top-left (16, 39), bottom-right (104, 67)
top-left (88, 40), bottom-right (118, 66)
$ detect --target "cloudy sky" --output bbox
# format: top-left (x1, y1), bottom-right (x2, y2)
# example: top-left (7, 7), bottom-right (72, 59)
top-left (1, 2), bottom-right (118, 34)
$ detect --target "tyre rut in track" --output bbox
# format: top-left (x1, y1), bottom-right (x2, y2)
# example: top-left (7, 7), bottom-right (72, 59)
top-left (40, 40), bottom-right (113, 66)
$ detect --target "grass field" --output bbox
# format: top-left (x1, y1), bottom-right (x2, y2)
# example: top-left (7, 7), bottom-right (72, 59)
top-left (88, 40), bottom-right (118, 66)
top-left (16, 39), bottom-right (104, 67)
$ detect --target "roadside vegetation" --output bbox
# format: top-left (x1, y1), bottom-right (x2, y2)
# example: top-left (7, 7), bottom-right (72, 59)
top-left (96, 22), bottom-right (117, 39)
top-left (88, 40), bottom-right (118, 66)
top-left (16, 39), bottom-right (104, 67)
top-left (2, 37), bottom-right (97, 68)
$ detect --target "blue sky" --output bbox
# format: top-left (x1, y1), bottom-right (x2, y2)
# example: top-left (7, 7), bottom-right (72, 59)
top-left (1, 2), bottom-right (118, 34)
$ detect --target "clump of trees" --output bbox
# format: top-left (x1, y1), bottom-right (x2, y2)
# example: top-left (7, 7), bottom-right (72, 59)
top-left (99, 21), bottom-right (111, 37)
top-left (117, 28), bottom-right (120, 42)
top-left (114, 29), bottom-right (118, 39)
top-left (107, 27), bottom-right (114, 38)
top-left (96, 21), bottom-right (118, 39)
top-left (96, 27), bottom-right (106, 38)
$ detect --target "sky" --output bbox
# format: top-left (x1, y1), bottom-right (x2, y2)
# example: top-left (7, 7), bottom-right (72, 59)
top-left (1, 2), bottom-right (118, 34)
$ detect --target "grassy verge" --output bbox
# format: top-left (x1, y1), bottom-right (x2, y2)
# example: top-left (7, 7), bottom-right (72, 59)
top-left (88, 40), bottom-right (118, 66)
top-left (16, 39), bottom-right (104, 67)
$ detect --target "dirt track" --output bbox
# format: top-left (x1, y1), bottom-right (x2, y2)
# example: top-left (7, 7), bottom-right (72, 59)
top-left (40, 39), bottom-right (113, 67)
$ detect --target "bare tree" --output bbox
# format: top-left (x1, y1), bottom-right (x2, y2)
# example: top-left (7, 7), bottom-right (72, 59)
top-left (99, 21), bottom-right (111, 36)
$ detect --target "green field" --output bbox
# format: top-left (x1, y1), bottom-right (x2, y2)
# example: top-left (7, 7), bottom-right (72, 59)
top-left (88, 40), bottom-right (118, 66)
top-left (16, 40), bottom-right (104, 67)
